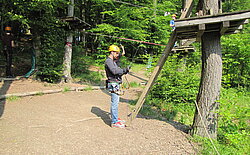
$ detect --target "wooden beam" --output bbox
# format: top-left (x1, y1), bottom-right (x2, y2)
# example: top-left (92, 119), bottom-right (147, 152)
top-left (182, 38), bottom-right (196, 46)
top-left (196, 24), bottom-right (205, 42)
top-left (127, 32), bottom-right (177, 125)
top-left (220, 21), bottom-right (230, 35)
top-left (175, 10), bottom-right (250, 27)
top-left (180, 0), bottom-right (194, 19)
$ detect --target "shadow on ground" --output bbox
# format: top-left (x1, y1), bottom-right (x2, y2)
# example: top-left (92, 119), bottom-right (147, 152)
top-left (91, 106), bottom-right (111, 126)
top-left (128, 72), bottom-right (148, 82)
top-left (0, 80), bottom-right (12, 118)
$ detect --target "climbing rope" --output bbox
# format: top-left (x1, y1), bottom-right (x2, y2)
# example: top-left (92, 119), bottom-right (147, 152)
top-left (83, 31), bottom-right (166, 46)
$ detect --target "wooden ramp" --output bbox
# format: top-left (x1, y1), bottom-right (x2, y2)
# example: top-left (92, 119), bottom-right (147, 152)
top-left (127, 32), bottom-right (177, 125)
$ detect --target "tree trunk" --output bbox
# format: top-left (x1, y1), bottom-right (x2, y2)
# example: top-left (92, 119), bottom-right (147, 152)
top-left (33, 35), bottom-right (41, 62)
top-left (61, 35), bottom-right (73, 83)
top-left (68, 0), bottom-right (74, 17)
top-left (61, 0), bottom-right (74, 83)
top-left (192, 31), bottom-right (222, 139)
top-left (192, 0), bottom-right (222, 140)
top-left (197, 0), bottom-right (219, 15)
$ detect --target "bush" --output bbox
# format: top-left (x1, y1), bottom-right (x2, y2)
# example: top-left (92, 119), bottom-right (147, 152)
top-left (218, 88), bottom-right (250, 154)
top-left (146, 54), bottom-right (200, 125)
top-left (37, 29), bottom-right (65, 83)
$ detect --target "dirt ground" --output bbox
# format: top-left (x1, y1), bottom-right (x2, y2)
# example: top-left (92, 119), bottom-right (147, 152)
top-left (0, 70), bottom-right (197, 155)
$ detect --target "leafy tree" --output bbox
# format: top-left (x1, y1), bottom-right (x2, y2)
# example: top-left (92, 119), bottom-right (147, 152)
top-left (221, 25), bottom-right (250, 88)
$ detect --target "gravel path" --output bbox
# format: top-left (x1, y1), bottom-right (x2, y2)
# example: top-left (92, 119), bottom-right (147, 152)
top-left (0, 71), bottom-right (197, 155)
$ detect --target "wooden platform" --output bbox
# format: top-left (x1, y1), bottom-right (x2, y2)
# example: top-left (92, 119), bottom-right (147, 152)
top-left (172, 46), bottom-right (195, 53)
top-left (175, 10), bottom-right (250, 40)
top-left (61, 16), bottom-right (91, 29)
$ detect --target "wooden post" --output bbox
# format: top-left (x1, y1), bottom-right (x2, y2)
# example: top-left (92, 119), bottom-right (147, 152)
top-left (220, 21), bottom-right (230, 35)
top-left (197, 24), bottom-right (205, 42)
top-left (180, 0), bottom-right (195, 47)
top-left (180, 0), bottom-right (194, 19)
top-left (61, 0), bottom-right (74, 83)
top-left (127, 32), bottom-right (177, 125)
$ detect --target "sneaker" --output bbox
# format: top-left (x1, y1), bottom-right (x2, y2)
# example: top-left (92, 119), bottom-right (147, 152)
top-left (118, 118), bottom-right (126, 124)
top-left (111, 121), bottom-right (125, 128)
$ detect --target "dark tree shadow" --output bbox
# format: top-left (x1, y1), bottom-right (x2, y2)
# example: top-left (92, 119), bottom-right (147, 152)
top-left (130, 105), bottom-right (192, 134)
top-left (128, 72), bottom-right (148, 82)
top-left (91, 106), bottom-right (111, 126)
top-left (0, 80), bottom-right (13, 118)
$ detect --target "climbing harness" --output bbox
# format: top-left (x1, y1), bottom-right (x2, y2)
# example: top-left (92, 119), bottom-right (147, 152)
top-left (107, 81), bottom-right (124, 95)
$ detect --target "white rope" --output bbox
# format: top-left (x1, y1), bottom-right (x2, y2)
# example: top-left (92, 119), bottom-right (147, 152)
top-left (194, 101), bottom-right (220, 155)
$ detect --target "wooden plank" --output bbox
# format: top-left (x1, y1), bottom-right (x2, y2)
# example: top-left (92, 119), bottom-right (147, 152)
top-left (220, 21), bottom-right (230, 35)
top-left (0, 86), bottom-right (106, 100)
top-left (127, 32), bottom-right (177, 125)
top-left (176, 26), bottom-right (197, 33)
top-left (180, 0), bottom-right (194, 19)
top-left (197, 24), bottom-right (205, 42)
top-left (182, 38), bottom-right (196, 46)
top-left (175, 11), bottom-right (250, 27)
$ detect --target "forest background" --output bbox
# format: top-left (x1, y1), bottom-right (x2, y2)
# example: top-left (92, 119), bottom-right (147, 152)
top-left (0, 0), bottom-right (249, 154)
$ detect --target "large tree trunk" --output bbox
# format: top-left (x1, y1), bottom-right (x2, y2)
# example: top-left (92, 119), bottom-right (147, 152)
top-left (192, 31), bottom-right (222, 139)
top-left (61, 35), bottom-right (73, 83)
top-left (61, 0), bottom-right (74, 83)
top-left (192, 0), bottom-right (222, 139)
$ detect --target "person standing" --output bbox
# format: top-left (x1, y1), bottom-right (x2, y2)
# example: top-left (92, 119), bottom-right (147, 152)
top-left (170, 14), bottom-right (176, 31)
top-left (170, 14), bottom-right (178, 47)
top-left (1, 26), bottom-right (15, 77)
top-left (105, 45), bottom-right (129, 128)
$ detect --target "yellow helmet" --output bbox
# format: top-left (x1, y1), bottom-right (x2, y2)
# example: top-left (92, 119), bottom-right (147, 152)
top-left (171, 14), bottom-right (176, 17)
top-left (5, 26), bottom-right (12, 31)
top-left (108, 45), bottom-right (120, 53)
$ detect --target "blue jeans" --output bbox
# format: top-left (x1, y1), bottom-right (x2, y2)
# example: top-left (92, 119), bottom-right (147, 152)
top-left (107, 82), bottom-right (120, 124)
top-left (110, 92), bottom-right (120, 124)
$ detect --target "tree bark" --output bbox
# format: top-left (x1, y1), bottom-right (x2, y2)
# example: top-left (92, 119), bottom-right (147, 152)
top-left (68, 0), bottom-right (74, 17)
top-left (192, 0), bottom-right (222, 140)
top-left (192, 31), bottom-right (222, 139)
top-left (61, 35), bottom-right (73, 83)
top-left (61, 0), bottom-right (74, 83)
top-left (197, 0), bottom-right (219, 15)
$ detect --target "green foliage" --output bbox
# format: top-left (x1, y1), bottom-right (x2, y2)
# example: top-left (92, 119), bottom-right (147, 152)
top-left (74, 70), bottom-right (104, 85)
top-left (221, 26), bottom-right (250, 88)
top-left (1, 1), bottom-right (249, 154)
top-left (71, 49), bottom-right (104, 85)
top-left (129, 81), bottom-right (141, 88)
top-left (7, 96), bottom-right (20, 102)
top-left (218, 88), bottom-right (250, 154)
top-left (37, 29), bottom-right (65, 82)
top-left (147, 53), bottom-right (200, 125)
top-left (222, 0), bottom-right (250, 12)
top-left (84, 86), bottom-right (93, 91)
top-left (63, 86), bottom-right (70, 92)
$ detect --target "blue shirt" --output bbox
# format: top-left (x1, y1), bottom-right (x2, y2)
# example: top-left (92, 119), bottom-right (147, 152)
top-left (170, 20), bottom-right (175, 30)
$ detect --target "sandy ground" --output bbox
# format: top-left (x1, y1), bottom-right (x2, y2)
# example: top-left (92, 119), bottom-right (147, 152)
top-left (0, 70), bottom-right (197, 155)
